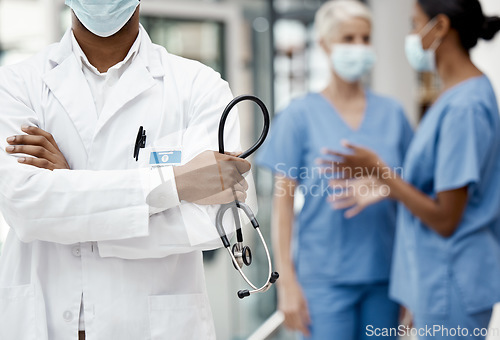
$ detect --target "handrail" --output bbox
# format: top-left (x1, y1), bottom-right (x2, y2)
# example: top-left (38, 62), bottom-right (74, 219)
top-left (247, 311), bottom-right (285, 340)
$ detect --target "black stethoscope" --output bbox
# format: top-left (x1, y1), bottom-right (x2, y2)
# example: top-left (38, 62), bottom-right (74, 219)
top-left (217, 95), bottom-right (279, 299)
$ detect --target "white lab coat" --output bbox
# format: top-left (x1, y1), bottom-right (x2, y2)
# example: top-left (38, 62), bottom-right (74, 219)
top-left (0, 27), bottom-right (244, 340)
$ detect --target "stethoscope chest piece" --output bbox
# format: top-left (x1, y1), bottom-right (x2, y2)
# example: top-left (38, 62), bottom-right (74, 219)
top-left (216, 201), bottom-right (279, 299)
top-left (232, 243), bottom-right (252, 269)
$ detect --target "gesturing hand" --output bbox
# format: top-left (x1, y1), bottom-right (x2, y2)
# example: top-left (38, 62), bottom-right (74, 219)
top-left (5, 125), bottom-right (70, 171)
top-left (316, 140), bottom-right (384, 178)
top-left (329, 177), bottom-right (390, 218)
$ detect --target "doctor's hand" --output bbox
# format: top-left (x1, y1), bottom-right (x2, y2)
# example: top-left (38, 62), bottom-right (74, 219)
top-left (5, 125), bottom-right (70, 171)
top-left (278, 279), bottom-right (311, 337)
top-left (173, 150), bottom-right (251, 205)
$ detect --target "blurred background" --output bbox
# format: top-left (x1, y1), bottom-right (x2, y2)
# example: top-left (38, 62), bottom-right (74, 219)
top-left (0, 0), bottom-right (499, 339)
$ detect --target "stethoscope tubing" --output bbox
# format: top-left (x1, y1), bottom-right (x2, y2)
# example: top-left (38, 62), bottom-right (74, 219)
top-left (217, 95), bottom-right (277, 299)
top-left (218, 95), bottom-right (271, 160)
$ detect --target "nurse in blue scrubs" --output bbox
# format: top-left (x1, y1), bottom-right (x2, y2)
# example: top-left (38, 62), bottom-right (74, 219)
top-left (256, 1), bottom-right (413, 339)
top-left (320, 1), bottom-right (500, 339)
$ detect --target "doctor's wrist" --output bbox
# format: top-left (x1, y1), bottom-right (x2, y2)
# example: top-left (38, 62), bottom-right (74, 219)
top-left (173, 165), bottom-right (189, 202)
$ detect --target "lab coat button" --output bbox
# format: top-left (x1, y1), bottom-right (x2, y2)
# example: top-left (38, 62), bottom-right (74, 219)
top-left (63, 310), bottom-right (73, 322)
top-left (72, 247), bottom-right (81, 257)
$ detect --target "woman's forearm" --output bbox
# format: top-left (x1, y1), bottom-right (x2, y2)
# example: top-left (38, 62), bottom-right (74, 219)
top-left (321, 143), bottom-right (468, 237)
top-left (382, 167), bottom-right (467, 237)
top-left (272, 176), bottom-right (298, 285)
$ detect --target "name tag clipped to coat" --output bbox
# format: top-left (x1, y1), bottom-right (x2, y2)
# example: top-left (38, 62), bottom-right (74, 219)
top-left (137, 146), bottom-right (182, 167)
top-left (149, 149), bottom-right (182, 166)
top-left (134, 126), bottom-right (183, 167)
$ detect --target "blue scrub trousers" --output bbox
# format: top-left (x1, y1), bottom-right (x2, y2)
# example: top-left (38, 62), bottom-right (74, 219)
top-left (301, 281), bottom-right (399, 340)
top-left (413, 281), bottom-right (492, 340)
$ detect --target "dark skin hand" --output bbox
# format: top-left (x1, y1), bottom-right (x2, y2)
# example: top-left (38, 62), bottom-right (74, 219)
top-left (318, 140), bottom-right (468, 238)
top-left (2, 10), bottom-right (141, 170)
top-left (315, 3), bottom-right (482, 238)
top-left (5, 125), bottom-right (70, 171)
top-left (315, 2), bottom-right (483, 238)
top-left (5, 126), bottom-right (250, 204)
top-left (4, 5), bottom-right (252, 205)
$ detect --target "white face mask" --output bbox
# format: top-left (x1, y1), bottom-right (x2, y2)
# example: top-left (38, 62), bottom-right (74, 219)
top-left (330, 44), bottom-right (377, 83)
top-left (65, 0), bottom-right (140, 38)
top-left (405, 19), bottom-right (442, 72)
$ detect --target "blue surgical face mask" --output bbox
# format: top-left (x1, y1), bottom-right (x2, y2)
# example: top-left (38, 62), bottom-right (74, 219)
top-left (405, 19), bottom-right (441, 72)
top-left (330, 44), bottom-right (377, 83)
top-left (65, 0), bottom-right (140, 38)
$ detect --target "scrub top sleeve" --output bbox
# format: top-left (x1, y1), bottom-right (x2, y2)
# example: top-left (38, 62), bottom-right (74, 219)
top-left (256, 104), bottom-right (306, 180)
top-left (434, 105), bottom-right (492, 193)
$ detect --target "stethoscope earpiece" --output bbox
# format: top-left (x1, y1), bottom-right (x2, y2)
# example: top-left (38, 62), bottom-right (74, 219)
top-left (237, 290), bottom-right (251, 299)
top-left (270, 272), bottom-right (279, 284)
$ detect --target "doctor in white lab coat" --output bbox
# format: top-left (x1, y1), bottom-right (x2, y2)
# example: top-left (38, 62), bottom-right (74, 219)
top-left (0, 1), bottom-right (252, 339)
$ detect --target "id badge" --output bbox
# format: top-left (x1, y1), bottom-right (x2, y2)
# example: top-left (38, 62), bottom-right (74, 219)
top-left (144, 147), bottom-right (182, 167)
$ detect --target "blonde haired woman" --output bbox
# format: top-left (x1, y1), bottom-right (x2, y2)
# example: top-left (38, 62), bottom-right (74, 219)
top-left (257, 0), bottom-right (413, 339)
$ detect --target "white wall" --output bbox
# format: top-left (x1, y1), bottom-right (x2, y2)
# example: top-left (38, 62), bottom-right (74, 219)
top-left (369, 0), bottom-right (418, 125)
top-left (0, 0), bottom-right (61, 65)
top-left (472, 0), bottom-right (500, 110)
top-left (369, 0), bottom-right (500, 122)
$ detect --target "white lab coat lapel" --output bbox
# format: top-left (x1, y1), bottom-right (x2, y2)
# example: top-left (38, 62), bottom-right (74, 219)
top-left (95, 58), bottom-right (156, 135)
top-left (95, 27), bottom-right (162, 136)
top-left (42, 31), bottom-right (98, 156)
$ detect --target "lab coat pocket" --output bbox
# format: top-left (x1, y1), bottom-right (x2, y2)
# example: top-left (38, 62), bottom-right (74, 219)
top-left (148, 293), bottom-right (215, 340)
top-left (0, 284), bottom-right (37, 340)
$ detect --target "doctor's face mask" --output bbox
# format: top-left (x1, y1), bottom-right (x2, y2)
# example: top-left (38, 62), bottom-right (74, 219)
top-left (65, 0), bottom-right (140, 38)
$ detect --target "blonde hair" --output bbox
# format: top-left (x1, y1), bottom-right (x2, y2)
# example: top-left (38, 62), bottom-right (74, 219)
top-left (315, 0), bottom-right (372, 42)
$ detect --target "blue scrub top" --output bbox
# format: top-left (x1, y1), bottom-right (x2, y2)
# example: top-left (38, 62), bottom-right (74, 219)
top-left (390, 76), bottom-right (500, 316)
top-left (257, 91), bottom-right (413, 284)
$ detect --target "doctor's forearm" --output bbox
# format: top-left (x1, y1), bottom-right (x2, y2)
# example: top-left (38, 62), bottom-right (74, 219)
top-left (384, 173), bottom-right (467, 238)
top-left (0, 163), bottom-right (152, 244)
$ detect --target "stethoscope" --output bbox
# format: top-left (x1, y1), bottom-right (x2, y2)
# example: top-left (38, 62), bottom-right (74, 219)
top-left (217, 95), bottom-right (279, 299)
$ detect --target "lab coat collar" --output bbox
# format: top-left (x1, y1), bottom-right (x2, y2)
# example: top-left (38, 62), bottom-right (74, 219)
top-left (137, 24), bottom-right (165, 78)
top-left (43, 34), bottom-right (97, 156)
top-left (70, 29), bottom-right (142, 77)
top-left (43, 25), bottom-right (164, 152)
top-left (94, 45), bottom-right (157, 135)
top-left (47, 25), bottom-right (164, 78)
